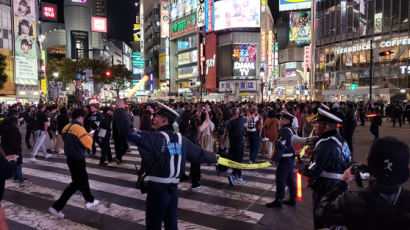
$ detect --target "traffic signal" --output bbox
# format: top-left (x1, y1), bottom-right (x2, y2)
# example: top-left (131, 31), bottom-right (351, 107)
top-left (379, 50), bottom-right (394, 56)
top-left (350, 83), bottom-right (357, 91)
top-left (105, 70), bottom-right (112, 77)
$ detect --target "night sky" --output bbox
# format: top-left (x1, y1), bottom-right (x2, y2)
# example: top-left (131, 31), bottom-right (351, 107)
top-left (107, 0), bottom-right (137, 43)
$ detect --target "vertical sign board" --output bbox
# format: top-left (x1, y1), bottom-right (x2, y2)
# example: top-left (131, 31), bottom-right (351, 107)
top-left (160, 1), bottom-right (169, 38)
top-left (70, 30), bottom-right (89, 59)
top-left (232, 44), bottom-right (257, 77)
top-left (91, 17), bottom-right (107, 33)
top-left (41, 2), bottom-right (57, 22)
top-left (134, 24), bottom-right (141, 41)
top-left (205, 0), bottom-right (214, 32)
top-left (205, 32), bottom-right (217, 89)
top-left (13, 0), bottom-right (38, 86)
top-left (197, 3), bottom-right (205, 28)
top-left (304, 45), bottom-right (311, 85)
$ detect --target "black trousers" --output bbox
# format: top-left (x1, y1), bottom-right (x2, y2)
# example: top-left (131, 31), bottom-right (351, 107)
top-left (25, 129), bottom-right (35, 147)
top-left (392, 115), bottom-right (402, 127)
top-left (190, 163), bottom-right (201, 185)
top-left (146, 182), bottom-right (178, 230)
top-left (99, 136), bottom-right (113, 164)
top-left (114, 136), bottom-right (128, 161)
top-left (52, 158), bottom-right (94, 211)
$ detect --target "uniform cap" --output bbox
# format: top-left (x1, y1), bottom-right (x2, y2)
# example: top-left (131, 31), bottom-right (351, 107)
top-left (155, 102), bottom-right (179, 122)
top-left (367, 137), bottom-right (409, 185)
top-left (281, 111), bottom-right (295, 121)
top-left (315, 108), bottom-right (343, 123)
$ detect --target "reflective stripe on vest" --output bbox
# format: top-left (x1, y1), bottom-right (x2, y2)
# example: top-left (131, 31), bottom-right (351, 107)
top-left (282, 153), bottom-right (294, 158)
top-left (320, 171), bottom-right (344, 180)
top-left (145, 131), bottom-right (183, 184)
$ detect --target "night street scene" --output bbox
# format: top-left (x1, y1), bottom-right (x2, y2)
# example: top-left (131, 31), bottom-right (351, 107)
top-left (0, 0), bottom-right (409, 230)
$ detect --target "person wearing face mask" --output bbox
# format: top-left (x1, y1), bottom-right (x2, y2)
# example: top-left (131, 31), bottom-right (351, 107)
top-left (297, 108), bottom-right (351, 230)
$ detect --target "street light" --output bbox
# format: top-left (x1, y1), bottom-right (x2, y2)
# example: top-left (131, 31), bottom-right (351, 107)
top-left (260, 67), bottom-right (265, 103)
top-left (53, 70), bottom-right (59, 78)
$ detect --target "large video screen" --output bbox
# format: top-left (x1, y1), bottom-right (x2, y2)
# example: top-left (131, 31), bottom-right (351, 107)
top-left (279, 0), bottom-right (311, 12)
top-left (214, 0), bottom-right (260, 31)
top-left (232, 44), bottom-right (257, 77)
top-left (289, 11), bottom-right (311, 46)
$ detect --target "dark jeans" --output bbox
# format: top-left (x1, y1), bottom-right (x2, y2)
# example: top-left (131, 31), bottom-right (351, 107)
top-left (248, 131), bottom-right (260, 163)
top-left (146, 182), bottom-right (178, 230)
top-left (392, 115), bottom-right (402, 127)
top-left (229, 139), bottom-right (244, 177)
top-left (14, 164), bottom-right (23, 182)
top-left (25, 129), bottom-right (35, 147)
top-left (190, 163), bottom-right (201, 185)
top-left (114, 136), bottom-right (128, 161)
top-left (52, 158), bottom-right (94, 211)
top-left (275, 158), bottom-right (296, 200)
top-left (99, 136), bottom-right (113, 164)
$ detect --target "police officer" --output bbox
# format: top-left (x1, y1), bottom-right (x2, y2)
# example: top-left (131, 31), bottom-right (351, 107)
top-left (298, 108), bottom-right (351, 229)
top-left (113, 99), bottom-right (217, 230)
top-left (315, 137), bottom-right (410, 230)
top-left (267, 112), bottom-right (297, 208)
top-left (267, 112), bottom-right (318, 208)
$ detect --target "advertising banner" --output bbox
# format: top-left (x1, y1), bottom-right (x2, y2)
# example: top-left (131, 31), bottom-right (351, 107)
top-left (92, 17), bottom-right (107, 33)
top-left (133, 24), bottom-right (141, 41)
top-left (0, 49), bottom-right (15, 95)
top-left (197, 3), bottom-right (205, 28)
top-left (160, 2), bottom-right (170, 38)
top-left (205, 32), bottom-right (217, 89)
top-left (214, 0), bottom-right (260, 31)
top-left (279, 0), bottom-right (311, 12)
top-left (232, 44), bottom-right (257, 77)
top-left (13, 0), bottom-right (38, 85)
top-left (170, 14), bottom-right (197, 37)
top-left (289, 11), bottom-right (311, 46)
top-left (70, 30), bottom-right (89, 59)
top-left (205, 0), bottom-right (214, 32)
top-left (41, 2), bottom-right (57, 21)
top-left (170, 0), bottom-right (199, 20)
top-left (374, 13), bottom-right (382, 33)
top-left (15, 57), bottom-right (38, 85)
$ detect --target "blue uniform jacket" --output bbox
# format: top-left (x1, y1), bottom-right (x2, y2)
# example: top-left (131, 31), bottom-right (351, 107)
top-left (113, 108), bottom-right (217, 179)
top-left (300, 130), bottom-right (351, 192)
top-left (272, 124), bottom-right (296, 162)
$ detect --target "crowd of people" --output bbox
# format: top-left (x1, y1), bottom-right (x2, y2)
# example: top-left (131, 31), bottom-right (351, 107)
top-left (0, 98), bottom-right (409, 230)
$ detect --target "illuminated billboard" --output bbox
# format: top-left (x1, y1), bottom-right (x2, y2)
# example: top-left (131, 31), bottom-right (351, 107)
top-left (92, 17), bottom-right (107, 33)
top-left (214, 0), bottom-right (260, 31)
top-left (279, 0), bottom-right (311, 12)
top-left (232, 44), bottom-right (256, 77)
top-left (13, 0), bottom-right (38, 86)
top-left (41, 3), bottom-right (57, 21)
top-left (160, 2), bottom-right (169, 38)
top-left (170, 0), bottom-right (199, 20)
top-left (289, 11), bottom-right (311, 46)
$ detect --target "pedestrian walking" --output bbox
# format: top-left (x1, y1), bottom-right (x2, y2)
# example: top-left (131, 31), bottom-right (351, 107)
top-left (370, 106), bottom-right (382, 140)
top-left (392, 101), bottom-right (403, 127)
top-left (49, 108), bottom-right (99, 219)
top-left (263, 110), bottom-right (279, 156)
top-left (30, 103), bottom-right (52, 162)
top-left (23, 104), bottom-right (36, 149)
top-left (247, 107), bottom-right (263, 164)
top-left (98, 107), bottom-right (114, 167)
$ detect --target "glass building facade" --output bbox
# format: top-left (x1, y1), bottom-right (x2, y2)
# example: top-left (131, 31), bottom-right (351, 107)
top-left (314, 0), bottom-right (409, 101)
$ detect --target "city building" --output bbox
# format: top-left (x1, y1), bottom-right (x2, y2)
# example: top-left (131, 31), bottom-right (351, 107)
top-left (275, 1), bottom-right (312, 100)
top-left (91, 0), bottom-right (107, 17)
top-left (313, 0), bottom-right (409, 102)
top-left (0, 0), bottom-right (15, 102)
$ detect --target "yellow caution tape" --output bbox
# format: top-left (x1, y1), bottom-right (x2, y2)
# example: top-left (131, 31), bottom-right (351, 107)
top-left (218, 157), bottom-right (272, 169)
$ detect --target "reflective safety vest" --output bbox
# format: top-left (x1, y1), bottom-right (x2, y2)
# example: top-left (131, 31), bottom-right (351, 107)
top-left (145, 131), bottom-right (183, 184)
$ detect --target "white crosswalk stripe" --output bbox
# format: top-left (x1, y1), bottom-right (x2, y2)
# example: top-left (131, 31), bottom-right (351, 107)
top-left (4, 143), bottom-right (280, 229)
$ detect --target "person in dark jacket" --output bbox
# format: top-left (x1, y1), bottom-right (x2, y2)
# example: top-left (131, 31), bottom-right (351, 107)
top-left (298, 108), bottom-right (351, 230)
top-left (340, 102), bottom-right (357, 158)
top-left (392, 101), bottom-right (403, 127)
top-left (112, 109), bottom-right (129, 164)
top-left (0, 149), bottom-right (18, 230)
top-left (113, 99), bottom-right (217, 230)
top-left (23, 105), bottom-right (36, 148)
top-left (315, 137), bottom-right (410, 230)
top-left (49, 108), bottom-right (99, 219)
top-left (139, 109), bottom-right (153, 131)
top-left (370, 106), bottom-right (382, 140)
top-left (84, 104), bottom-right (102, 155)
top-left (0, 117), bottom-right (24, 186)
top-left (98, 107), bottom-right (114, 166)
top-left (56, 107), bottom-right (69, 154)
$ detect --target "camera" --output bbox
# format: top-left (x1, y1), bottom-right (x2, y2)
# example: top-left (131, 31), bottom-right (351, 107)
top-left (351, 163), bottom-right (370, 187)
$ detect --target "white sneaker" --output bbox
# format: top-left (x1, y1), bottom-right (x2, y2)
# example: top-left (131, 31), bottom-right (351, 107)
top-left (49, 207), bottom-right (65, 219)
top-left (44, 154), bottom-right (52, 159)
top-left (29, 158), bottom-right (37, 163)
top-left (85, 199), bottom-right (99, 209)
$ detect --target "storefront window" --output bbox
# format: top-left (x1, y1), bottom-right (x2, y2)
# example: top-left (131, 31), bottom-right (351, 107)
top-left (177, 35), bottom-right (197, 51)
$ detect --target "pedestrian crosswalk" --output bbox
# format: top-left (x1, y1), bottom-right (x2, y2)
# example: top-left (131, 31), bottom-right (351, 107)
top-left (3, 144), bottom-right (281, 230)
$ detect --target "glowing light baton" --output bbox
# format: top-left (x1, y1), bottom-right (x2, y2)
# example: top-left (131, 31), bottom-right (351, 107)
top-left (306, 114), bottom-right (318, 123)
top-left (297, 172), bottom-right (302, 202)
top-left (366, 114), bottom-right (378, 118)
top-left (126, 75), bottom-right (149, 99)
